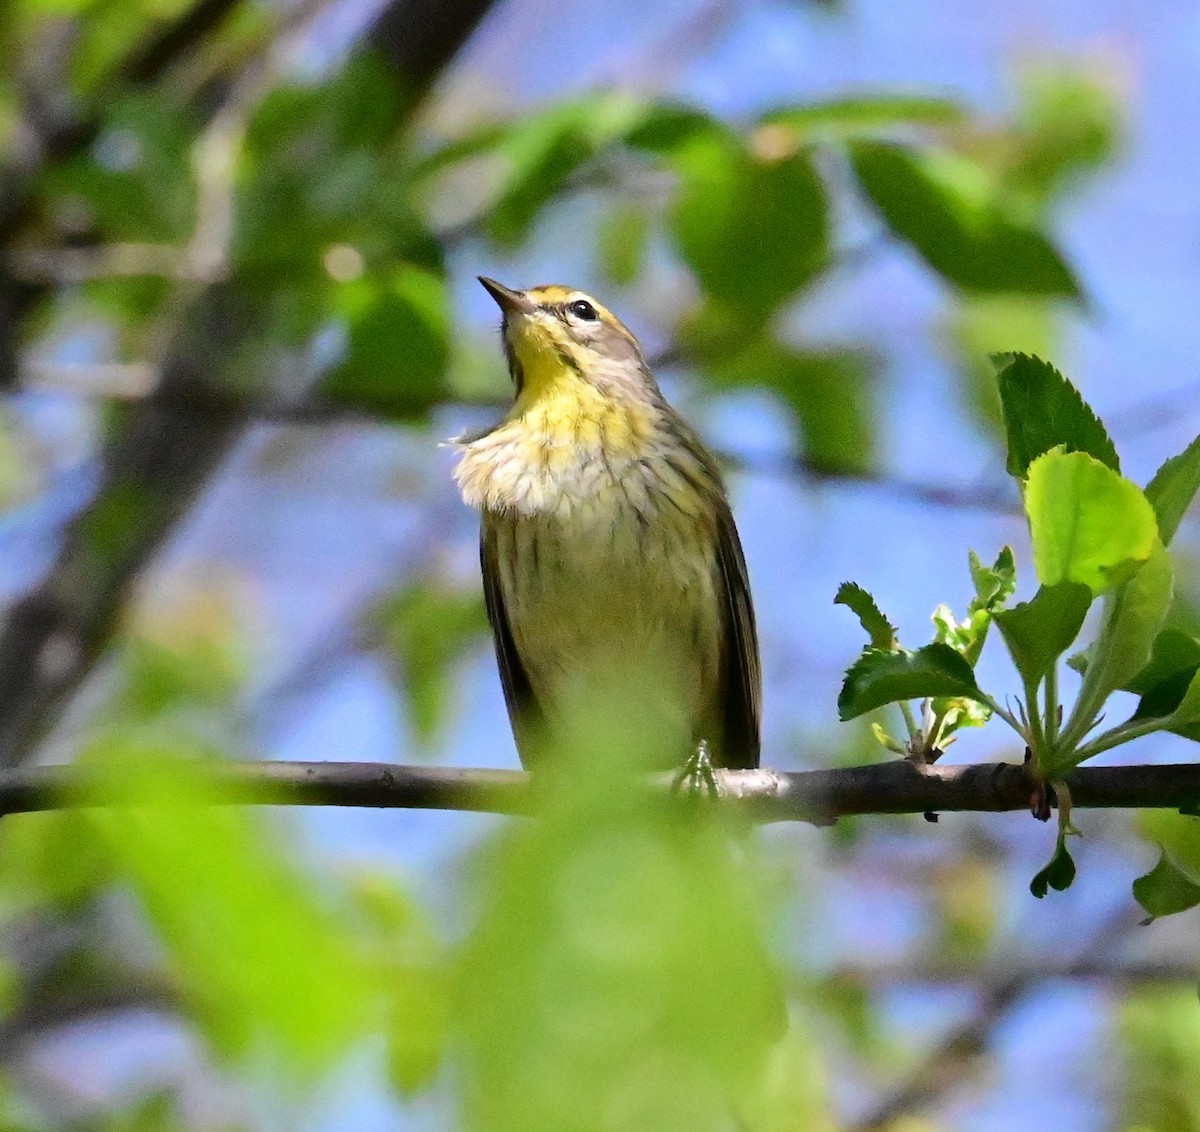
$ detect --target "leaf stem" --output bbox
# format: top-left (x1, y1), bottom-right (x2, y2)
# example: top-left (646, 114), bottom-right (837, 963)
top-left (1066, 714), bottom-right (1173, 767)
top-left (899, 700), bottom-right (920, 744)
top-left (1043, 661), bottom-right (1059, 745)
top-left (982, 695), bottom-right (1027, 740)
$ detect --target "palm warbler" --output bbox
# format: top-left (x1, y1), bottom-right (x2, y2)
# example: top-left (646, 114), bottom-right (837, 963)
top-left (455, 277), bottom-right (760, 770)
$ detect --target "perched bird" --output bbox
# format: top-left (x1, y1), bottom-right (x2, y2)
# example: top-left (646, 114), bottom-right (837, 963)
top-left (455, 278), bottom-right (760, 771)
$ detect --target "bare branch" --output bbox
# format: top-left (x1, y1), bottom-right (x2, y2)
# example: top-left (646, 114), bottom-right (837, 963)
top-left (1, 757), bottom-right (1199, 823)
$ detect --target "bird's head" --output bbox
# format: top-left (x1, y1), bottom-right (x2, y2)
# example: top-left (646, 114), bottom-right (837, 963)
top-left (478, 277), bottom-right (658, 407)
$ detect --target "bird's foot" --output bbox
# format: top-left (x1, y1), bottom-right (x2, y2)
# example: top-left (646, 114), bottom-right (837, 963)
top-left (672, 740), bottom-right (724, 802)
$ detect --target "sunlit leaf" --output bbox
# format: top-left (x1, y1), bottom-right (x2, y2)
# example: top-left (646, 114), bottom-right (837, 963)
top-left (1025, 449), bottom-right (1158, 594)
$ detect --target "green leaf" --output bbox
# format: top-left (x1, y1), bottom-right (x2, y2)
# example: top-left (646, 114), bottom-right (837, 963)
top-left (1169, 669), bottom-right (1200, 728)
top-left (483, 94), bottom-right (644, 246)
top-left (322, 265), bottom-right (450, 417)
top-left (456, 708), bottom-right (788, 1131)
top-left (760, 93), bottom-right (965, 137)
top-left (1139, 811), bottom-right (1200, 885)
top-left (994, 582), bottom-right (1092, 686)
top-left (671, 136), bottom-right (828, 322)
top-left (78, 753), bottom-right (375, 1069)
top-left (1145, 434), bottom-right (1200, 545)
top-left (834, 582), bottom-right (899, 650)
top-left (1007, 63), bottom-right (1122, 207)
top-left (1130, 630), bottom-right (1200, 695)
top-left (1025, 449), bottom-right (1159, 594)
top-left (848, 142), bottom-right (1081, 297)
top-left (1029, 839), bottom-right (1076, 898)
top-left (1128, 630), bottom-right (1200, 720)
top-left (968, 546), bottom-right (1017, 613)
top-left (1084, 540), bottom-right (1174, 708)
top-left (624, 103), bottom-right (722, 153)
top-left (376, 581), bottom-right (489, 745)
top-left (837, 644), bottom-right (984, 721)
top-left (597, 200), bottom-right (649, 287)
top-left (1133, 852), bottom-right (1200, 921)
top-left (699, 337), bottom-right (875, 473)
top-left (995, 353), bottom-right (1119, 477)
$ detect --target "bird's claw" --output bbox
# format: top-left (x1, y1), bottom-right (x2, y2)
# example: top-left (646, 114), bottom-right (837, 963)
top-left (672, 740), bottom-right (723, 801)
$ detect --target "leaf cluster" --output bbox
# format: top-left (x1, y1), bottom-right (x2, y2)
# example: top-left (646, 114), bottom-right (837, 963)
top-left (838, 353), bottom-right (1200, 908)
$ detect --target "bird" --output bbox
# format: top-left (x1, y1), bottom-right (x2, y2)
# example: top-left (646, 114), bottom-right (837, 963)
top-left (454, 277), bottom-right (760, 772)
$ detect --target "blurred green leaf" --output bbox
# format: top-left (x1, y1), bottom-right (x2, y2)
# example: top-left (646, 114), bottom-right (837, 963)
top-left (41, 93), bottom-right (194, 243)
top-left (236, 57), bottom-right (434, 285)
top-left (596, 200), bottom-right (650, 287)
top-left (1146, 434), bottom-right (1200, 546)
top-left (1007, 62), bottom-right (1122, 207)
top-left (0, 810), bottom-right (114, 912)
top-left (672, 135), bottom-right (828, 323)
top-left (376, 579), bottom-right (488, 746)
top-left (483, 93), bottom-right (646, 246)
top-left (700, 337), bottom-right (874, 473)
top-left (837, 644), bottom-right (984, 721)
top-left (623, 103), bottom-right (723, 154)
top-left (456, 717), bottom-right (787, 1132)
top-left (834, 582), bottom-right (898, 650)
top-left (1121, 988), bottom-right (1200, 1132)
top-left (346, 875), bottom-right (447, 1096)
top-left (78, 753), bottom-right (376, 1072)
top-left (995, 352), bottom-right (1118, 477)
top-left (994, 582), bottom-right (1092, 686)
top-left (321, 264), bottom-right (450, 417)
top-left (760, 92), bottom-right (964, 136)
top-left (849, 141), bottom-right (1080, 296)
top-left (1025, 449), bottom-right (1158, 594)
top-left (950, 296), bottom-right (1059, 439)
top-left (1133, 851), bottom-right (1200, 921)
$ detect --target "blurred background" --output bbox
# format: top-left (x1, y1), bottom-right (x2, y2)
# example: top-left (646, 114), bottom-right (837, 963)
top-left (2, 0), bottom-right (1200, 1128)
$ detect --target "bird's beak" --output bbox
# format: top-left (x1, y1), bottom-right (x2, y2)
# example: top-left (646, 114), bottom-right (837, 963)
top-left (478, 276), bottom-right (536, 316)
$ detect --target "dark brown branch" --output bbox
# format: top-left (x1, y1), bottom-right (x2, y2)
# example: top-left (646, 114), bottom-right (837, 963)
top-left (1, 758), bottom-right (1198, 823)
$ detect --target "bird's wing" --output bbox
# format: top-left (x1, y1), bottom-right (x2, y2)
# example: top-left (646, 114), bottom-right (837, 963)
top-left (714, 503), bottom-right (762, 769)
top-left (480, 517), bottom-right (543, 766)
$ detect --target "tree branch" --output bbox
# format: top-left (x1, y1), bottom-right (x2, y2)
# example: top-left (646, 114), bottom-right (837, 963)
top-left (2, 758), bottom-right (1199, 823)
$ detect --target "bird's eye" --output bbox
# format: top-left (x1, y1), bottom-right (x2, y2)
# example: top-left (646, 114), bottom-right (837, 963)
top-left (569, 299), bottom-right (598, 321)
